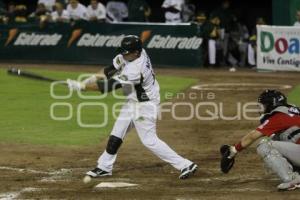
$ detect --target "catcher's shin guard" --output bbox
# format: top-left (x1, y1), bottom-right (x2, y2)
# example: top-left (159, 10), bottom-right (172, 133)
top-left (257, 139), bottom-right (295, 183)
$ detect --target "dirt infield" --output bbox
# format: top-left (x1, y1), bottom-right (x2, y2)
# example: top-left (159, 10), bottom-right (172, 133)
top-left (1, 64), bottom-right (300, 200)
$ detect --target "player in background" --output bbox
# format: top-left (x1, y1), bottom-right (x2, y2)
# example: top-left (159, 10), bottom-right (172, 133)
top-left (221, 90), bottom-right (300, 191)
top-left (67, 35), bottom-right (198, 179)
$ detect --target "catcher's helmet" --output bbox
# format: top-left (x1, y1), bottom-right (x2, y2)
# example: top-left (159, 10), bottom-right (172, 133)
top-left (119, 35), bottom-right (142, 55)
top-left (258, 89), bottom-right (287, 113)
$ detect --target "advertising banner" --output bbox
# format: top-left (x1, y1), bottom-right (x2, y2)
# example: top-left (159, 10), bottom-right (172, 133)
top-left (257, 25), bottom-right (300, 71)
top-left (0, 22), bottom-right (203, 67)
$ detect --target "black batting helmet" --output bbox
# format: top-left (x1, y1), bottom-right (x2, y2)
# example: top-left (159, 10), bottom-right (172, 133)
top-left (119, 35), bottom-right (142, 55)
top-left (258, 89), bottom-right (287, 113)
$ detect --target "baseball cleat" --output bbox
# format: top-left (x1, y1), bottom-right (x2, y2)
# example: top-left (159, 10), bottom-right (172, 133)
top-left (179, 163), bottom-right (198, 179)
top-left (277, 176), bottom-right (300, 191)
top-left (86, 167), bottom-right (112, 178)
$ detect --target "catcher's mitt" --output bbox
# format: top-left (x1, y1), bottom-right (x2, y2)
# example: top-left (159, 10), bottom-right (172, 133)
top-left (220, 145), bottom-right (235, 173)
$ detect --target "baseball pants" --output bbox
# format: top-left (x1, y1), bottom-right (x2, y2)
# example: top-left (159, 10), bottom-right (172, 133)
top-left (97, 101), bottom-right (193, 172)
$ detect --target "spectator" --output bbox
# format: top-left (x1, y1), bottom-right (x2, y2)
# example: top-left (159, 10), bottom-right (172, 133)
top-left (161, 0), bottom-right (184, 23)
top-left (182, 0), bottom-right (195, 22)
top-left (106, 0), bottom-right (128, 22)
top-left (67, 0), bottom-right (88, 21)
top-left (248, 17), bottom-right (266, 67)
top-left (3, 2), bottom-right (15, 24)
top-left (87, 0), bottom-right (106, 22)
top-left (227, 16), bottom-right (249, 67)
top-left (51, 2), bottom-right (70, 23)
top-left (14, 4), bottom-right (28, 23)
top-left (201, 15), bottom-right (222, 66)
top-left (211, 0), bottom-right (233, 33)
top-left (195, 11), bottom-right (207, 27)
top-left (251, 17), bottom-right (266, 35)
top-left (248, 35), bottom-right (256, 67)
top-left (127, 0), bottom-right (151, 22)
top-left (211, 0), bottom-right (234, 65)
top-left (29, 2), bottom-right (49, 22)
top-left (294, 10), bottom-right (300, 26)
top-left (0, 1), bottom-right (6, 24)
top-left (38, 0), bottom-right (56, 12)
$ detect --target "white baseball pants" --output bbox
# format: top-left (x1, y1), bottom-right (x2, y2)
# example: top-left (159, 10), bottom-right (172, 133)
top-left (97, 101), bottom-right (193, 172)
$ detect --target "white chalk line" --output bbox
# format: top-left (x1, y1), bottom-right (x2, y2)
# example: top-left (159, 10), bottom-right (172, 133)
top-left (0, 188), bottom-right (42, 200)
top-left (0, 166), bottom-right (73, 175)
top-left (0, 166), bottom-right (279, 194)
top-left (191, 83), bottom-right (292, 91)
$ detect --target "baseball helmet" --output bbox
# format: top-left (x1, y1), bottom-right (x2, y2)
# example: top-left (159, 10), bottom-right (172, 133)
top-left (258, 89), bottom-right (287, 113)
top-left (119, 35), bottom-right (142, 55)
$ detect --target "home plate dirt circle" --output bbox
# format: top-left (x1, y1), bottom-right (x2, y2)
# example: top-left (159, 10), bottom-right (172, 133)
top-left (191, 83), bottom-right (292, 91)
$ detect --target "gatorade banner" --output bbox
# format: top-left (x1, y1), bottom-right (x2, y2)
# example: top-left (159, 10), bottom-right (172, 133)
top-left (0, 22), bottom-right (203, 67)
top-left (257, 25), bottom-right (300, 71)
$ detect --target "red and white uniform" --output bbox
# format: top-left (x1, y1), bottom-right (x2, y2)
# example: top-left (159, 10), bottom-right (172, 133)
top-left (257, 106), bottom-right (300, 167)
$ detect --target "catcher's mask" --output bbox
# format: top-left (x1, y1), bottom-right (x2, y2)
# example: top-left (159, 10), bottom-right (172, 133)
top-left (258, 89), bottom-right (287, 114)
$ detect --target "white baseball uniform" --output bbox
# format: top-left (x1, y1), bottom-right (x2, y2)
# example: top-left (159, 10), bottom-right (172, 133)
top-left (67, 3), bottom-right (88, 20)
top-left (161, 0), bottom-right (184, 23)
top-left (87, 3), bottom-right (106, 21)
top-left (38, 0), bottom-right (55, 11)
top-left (96, 49), bottom-right (193, 172)
top-left (51, 10), bottom-right (70, 22)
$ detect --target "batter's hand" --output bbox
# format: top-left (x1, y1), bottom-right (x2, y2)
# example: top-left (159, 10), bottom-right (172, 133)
top-left (67, 79), bottom-right (85, 91)
top-left (220, 145), bottom-right (237, 173)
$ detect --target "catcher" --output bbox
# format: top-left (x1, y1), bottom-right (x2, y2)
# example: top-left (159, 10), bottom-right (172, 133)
top-left (220, 89), bottom-right (300, 191)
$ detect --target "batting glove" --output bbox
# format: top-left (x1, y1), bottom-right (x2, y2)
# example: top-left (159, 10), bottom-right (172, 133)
top-left (67, 79), bottom-right (85, 91)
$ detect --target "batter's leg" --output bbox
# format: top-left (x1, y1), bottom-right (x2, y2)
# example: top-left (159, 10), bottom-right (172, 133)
top-left (87, 102), bottom-right (134, 177)
top-left (133, 102), bottom-right (197, 178)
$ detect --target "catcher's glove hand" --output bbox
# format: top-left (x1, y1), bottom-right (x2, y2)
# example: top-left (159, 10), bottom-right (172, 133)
top-left (220, 145), bottom-right (237, 174)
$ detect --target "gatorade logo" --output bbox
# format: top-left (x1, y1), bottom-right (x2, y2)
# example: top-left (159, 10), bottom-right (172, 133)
top-left (147, 35), bottom-right (202, 50)
top-left (77, 34), bottom-right (125, 47)
top-left (13, 32), bottom-right (62, 46)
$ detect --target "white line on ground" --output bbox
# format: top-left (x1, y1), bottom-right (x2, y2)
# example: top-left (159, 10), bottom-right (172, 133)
top-left (0, 188), bottom-right (42, 200)
top-left (191, 83), bottom-right (292, 91)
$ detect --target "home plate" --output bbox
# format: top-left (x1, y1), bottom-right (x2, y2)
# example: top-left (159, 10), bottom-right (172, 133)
top-left (95, 182), bottom-right (138, 189)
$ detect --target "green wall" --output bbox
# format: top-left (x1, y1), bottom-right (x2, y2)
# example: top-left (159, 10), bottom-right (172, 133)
top-left (273, 0), bottom-right (300, 25)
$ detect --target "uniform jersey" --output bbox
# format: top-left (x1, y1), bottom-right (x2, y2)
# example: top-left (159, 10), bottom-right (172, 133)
top-left (51, 10), bottom-right (70, 22)
top-left (106, 1), bottom-right (128, 22)
top-left (256, 106), bottom-right (300, 144)
top-left (161, 0), bottom-right (183, 23)
top-left (67, 3), bottom-right (88, 20)
top-left (112, 49), bottom-right (160, 103)
top-left (38, 0), bottom-right (55, 11)
top-left (87, 3), bottom-right (106, 20)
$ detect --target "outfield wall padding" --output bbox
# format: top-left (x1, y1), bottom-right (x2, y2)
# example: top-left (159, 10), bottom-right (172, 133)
top-left (0, 22), bottom-right (203, 67)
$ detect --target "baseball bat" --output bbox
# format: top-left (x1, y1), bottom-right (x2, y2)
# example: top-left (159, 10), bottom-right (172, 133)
top-left (7, 67), bottom-right (60, 83)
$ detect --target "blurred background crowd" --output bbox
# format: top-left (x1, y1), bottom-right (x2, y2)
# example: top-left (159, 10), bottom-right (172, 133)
top-left (0, 0), bottom-right (298, 68)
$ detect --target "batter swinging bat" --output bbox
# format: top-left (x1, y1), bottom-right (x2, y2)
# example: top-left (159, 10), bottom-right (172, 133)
top-left (7, 67), bottom-right (59, 83)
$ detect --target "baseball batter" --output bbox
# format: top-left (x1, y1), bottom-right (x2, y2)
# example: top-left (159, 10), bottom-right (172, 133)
top-left (220, 90), bottom-right (300, 191)
top-left (67, 35), bottom-right (197, 179)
